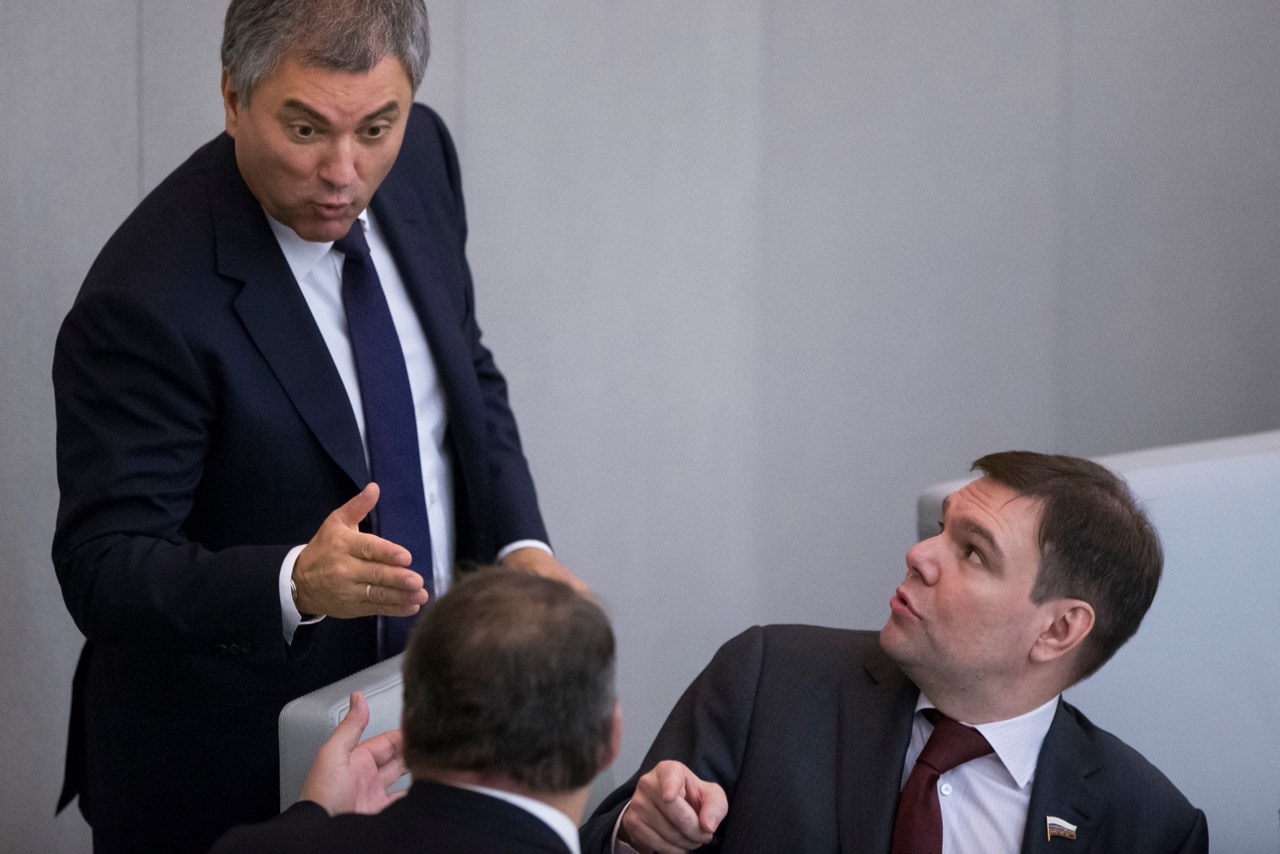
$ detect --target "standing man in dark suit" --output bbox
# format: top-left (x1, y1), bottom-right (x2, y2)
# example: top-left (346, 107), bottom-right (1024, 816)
top-left (52, 0), bottom-right (578, 849)
top-left (213, 569), bottom-right (619, 854)
top-left (581, 452), bottom-right (1208, 853)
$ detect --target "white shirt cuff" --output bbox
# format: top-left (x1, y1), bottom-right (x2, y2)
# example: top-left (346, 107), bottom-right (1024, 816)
top-left (497, 539), bottom-right (554, 561)
top-left (280, 544), bottom-right (324, 644)
top-left (611, 800), bottom-right (639, 854)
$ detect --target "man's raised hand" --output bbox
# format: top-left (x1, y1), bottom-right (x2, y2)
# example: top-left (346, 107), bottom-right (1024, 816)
top-left (292, 483), bottom-right (429, 618)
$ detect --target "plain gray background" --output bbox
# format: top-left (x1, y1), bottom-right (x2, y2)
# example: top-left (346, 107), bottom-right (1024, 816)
top-left (3, 2), bottom-right (1278, 850)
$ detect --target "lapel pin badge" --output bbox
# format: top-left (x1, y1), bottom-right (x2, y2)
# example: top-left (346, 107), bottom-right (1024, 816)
top-left (1046, 815), bottom-right (1078, 841)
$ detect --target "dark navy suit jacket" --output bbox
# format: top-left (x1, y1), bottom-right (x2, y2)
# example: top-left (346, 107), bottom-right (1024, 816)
top-left (581, 626), bottom-right (1208, 853)
top-left (52, 104), bottom-right (546, 852)
top-left (211, 781), bottom-right (573, 854)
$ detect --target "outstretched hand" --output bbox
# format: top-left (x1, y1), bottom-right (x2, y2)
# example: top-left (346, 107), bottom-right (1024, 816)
top-left (619, 760), bottom-right (727, 853)
top-left (292, 483), bottom-right (430, 618)
top-left (298, 691), bottom-right (408, 816)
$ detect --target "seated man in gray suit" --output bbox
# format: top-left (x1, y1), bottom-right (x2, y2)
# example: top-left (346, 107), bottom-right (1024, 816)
top-left (581, 451), bottom-right (1207, 853)
top-left (214, 569), bottom-right (619, 853)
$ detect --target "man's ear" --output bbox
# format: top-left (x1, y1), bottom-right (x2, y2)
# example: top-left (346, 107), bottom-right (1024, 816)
top-left (221, 68), bottom-right (241, 137)
top-left (598, 703), bottom-right (622, 773)
top-left (1030, 599), bottom-right (1095, 665)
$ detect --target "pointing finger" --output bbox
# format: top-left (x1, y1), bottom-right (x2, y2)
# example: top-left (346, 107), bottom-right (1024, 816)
top-left (350, 531), bottom-right (412, 568)
top-left (368, 564), bottom-right (427, 592)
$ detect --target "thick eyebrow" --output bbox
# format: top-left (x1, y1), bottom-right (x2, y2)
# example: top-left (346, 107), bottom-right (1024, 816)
top-left (958, 518), bottom-right (1003, 564)
top-left (279, 99), bottom-right (402, 127)
top-left (941, 495), bottom-right (1006, 565)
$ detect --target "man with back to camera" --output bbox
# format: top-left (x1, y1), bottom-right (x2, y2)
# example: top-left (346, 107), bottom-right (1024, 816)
top-left (51, 0), bottom-right (579, 849)
top-left (580, 451), bottom-right (1208, 852)
top-left (212, 568), bottom-right (619, 853)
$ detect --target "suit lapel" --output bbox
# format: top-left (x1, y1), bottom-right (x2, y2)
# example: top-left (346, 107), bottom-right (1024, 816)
top-left (208, 136), bottom-right (368, 489)
top-left (369, 183), bottom-right (485, 442)
top-left (837, 647), bottom-right (918, 853)
top-left (1020, 700), bottom-right (1105, 853)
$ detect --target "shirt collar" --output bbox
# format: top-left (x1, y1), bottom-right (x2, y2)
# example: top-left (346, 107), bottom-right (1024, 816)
top-left (451, 782), bottom-right (581, 854)
top-left (266, 211), bottom-right (369, 285)
top-left (915, 693), bottom-right (1059, 789)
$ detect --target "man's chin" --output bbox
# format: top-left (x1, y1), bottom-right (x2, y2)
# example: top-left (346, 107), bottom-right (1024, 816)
top-left (288, 217), bottom-right (356, 244)
top-left (878, 618), bottom-right (911, 661)
top-left (268, 203), bottom-right (363, 243)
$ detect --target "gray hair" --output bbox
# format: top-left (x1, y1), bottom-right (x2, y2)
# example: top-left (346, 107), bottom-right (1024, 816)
top-left (221, 0), bottom-right (429, 99)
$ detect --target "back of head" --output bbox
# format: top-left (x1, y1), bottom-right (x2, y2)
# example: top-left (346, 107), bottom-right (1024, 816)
top-left (221, 0), bottom-right (430, 99)
top-left (401, 569), bottom-right (616, 793)
top-left (972, 451), bottom-right (1163, 682)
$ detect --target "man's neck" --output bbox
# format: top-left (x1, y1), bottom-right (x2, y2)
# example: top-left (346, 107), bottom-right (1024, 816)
top-left (908, 670), bottom-right (1069, 724)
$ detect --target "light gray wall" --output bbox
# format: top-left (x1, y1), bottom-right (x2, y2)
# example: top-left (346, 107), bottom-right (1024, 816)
top-left (2, 2), bottom-right (139, 851)
top-left (4, 2), bottom-right (1278, 849)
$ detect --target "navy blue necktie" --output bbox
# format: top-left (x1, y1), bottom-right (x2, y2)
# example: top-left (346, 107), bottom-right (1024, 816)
top-left (335, 219), bottom-right (432, 658)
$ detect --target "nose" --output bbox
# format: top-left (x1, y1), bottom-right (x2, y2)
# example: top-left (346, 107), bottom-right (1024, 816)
top-left (904, 535), bottom-right (941, 585)
top-left (318, 137), bottom-right (358, 189)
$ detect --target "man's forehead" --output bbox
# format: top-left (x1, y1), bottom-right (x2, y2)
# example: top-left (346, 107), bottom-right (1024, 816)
top-left (254, 52), bottom-right (413, 96)
top-left (943, 478), bottom-right (1043, 546)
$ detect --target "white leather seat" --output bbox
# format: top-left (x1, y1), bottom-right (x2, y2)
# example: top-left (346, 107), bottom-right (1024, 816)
top-left (278, 653), bottom-right (409, 810)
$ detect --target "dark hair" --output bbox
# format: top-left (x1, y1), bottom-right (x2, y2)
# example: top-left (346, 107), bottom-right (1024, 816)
top-left (221, 0), bottom-right (430, 99)
top-left (401, 569), bottom-right (616, 792)
top-left (972, 451), bottom-right (1163, 682)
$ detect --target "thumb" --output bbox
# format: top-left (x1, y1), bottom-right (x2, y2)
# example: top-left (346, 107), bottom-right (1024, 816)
top-left (334, 483), bottom-right (380, 528)
top-left (696, 782), bottom-right (728, 833)
top-left (331, 692), bottom-right (371, 752)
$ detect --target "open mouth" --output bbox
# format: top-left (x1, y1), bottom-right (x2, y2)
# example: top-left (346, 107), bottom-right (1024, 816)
top-left (890, 587), bottom-right (919, 619)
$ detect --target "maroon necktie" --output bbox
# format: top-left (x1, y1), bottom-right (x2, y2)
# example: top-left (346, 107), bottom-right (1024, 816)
top-left (335, 220), bottom-right (433, 658)
top-left (890, 709), bottom-right (994, 854)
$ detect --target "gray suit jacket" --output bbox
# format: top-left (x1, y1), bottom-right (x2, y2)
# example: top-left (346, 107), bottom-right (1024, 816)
top-left (581, 625), bottom-right (1207, 852)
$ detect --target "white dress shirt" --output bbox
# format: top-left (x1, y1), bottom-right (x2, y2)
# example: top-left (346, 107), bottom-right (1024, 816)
top-left (902, 693), bottom-right (1059, 854)
top-left (265, 211), bottom-right (548, 640)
